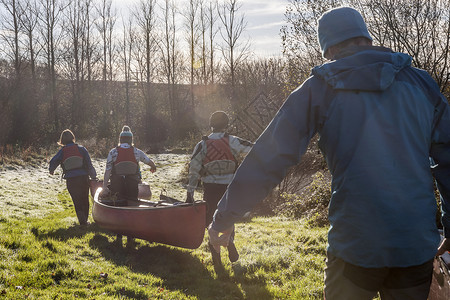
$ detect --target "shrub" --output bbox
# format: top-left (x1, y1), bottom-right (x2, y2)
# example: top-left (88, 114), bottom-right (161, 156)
top-left (274, 172), bottom-right (331, 227)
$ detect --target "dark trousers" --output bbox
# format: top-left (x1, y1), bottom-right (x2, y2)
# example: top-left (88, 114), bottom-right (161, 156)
top-left (324, 252), bottom-right (433, 300)
top-left (203, 182), bottom-right (237, 262)
top-left (66, 175), bottom-right (90, 225)
top-left (203, 182), bottom-right (235, 240)
top-left (110, 174), bottom-right (139, 201)
top-left (203, 182), bottom-right (228, 227)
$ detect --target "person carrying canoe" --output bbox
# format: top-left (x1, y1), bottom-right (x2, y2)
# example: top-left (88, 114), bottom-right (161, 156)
top-left (187, 111), bottom-right (253, 263)
top-left (208, 6), bottom-right (450, 300)
top-left (101, 125), bottom-right (156, 202)
top-left (101, 125), bottom-right (156, 248)
top-left (49, 129), bottom-right (97, 226)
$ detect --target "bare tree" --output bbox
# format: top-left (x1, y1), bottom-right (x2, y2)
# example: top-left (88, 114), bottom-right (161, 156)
top-left (133, 0), bottom-right (158, 86)
top-left (62, 0), bottom-right (96, 129)
top-left (119, 17), bottom-right (135, 125)
top-left (96, 0), bottom-right (116, 82)
top-left (94, 0), bottom-right (117, 138)
top-left (0, 0), bottom-right (23, 77)
top-left (217, 0), bottom-right (250, 106)
top-left (133, 0), bottom-right (159, 142)
top-left (280, 0), bottom-right (339, 90)
top-left (38, 0), bottom-right (66, 130)
top-left (17, 0), bottom-right (41, 81)
top-left (183, 0), bottom-right (200, 106)
top-left (160, 0), bottom-right (183, 125)
top-left (205, 0), bottom-right (220, 85)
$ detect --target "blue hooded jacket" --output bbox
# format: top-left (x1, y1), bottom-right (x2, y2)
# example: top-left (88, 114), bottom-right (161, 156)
top-left (212, 46), bottom-right (450, 268)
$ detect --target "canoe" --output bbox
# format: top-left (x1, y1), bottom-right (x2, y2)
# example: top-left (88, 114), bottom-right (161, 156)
top-left (89, 179), bottom-right (152, 200)
top-left (92, 188), bottom-right (206, 249)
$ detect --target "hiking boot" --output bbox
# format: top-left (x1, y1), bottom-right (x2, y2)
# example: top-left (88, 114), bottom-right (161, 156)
top-left (115, 234), bottom-right (123, 247)
top-left (208, 242), bottom-right (222, 266)
top-left (227, 241), bottom-right (239, 263)
top-left (126, 237), bottom-right (136, 249)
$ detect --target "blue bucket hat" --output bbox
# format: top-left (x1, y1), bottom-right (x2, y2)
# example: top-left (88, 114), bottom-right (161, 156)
top-left (318, 7), bottom-right (372, 57)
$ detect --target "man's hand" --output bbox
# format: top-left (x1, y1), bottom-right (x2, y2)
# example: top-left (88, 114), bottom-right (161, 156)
top-left (208, 225), bottom-right (234, 254)
top-left (186, 191), bottom-right (194, 203)
top-left (437, 238), bottom-right (450, 256)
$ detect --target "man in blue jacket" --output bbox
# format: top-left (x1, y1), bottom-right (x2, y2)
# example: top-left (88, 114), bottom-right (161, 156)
top-left (208, 6), bottom-right (450, 300)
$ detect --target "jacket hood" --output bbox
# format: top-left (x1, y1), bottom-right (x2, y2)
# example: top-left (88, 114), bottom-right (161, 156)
top-left (312, 46), bottom-right (412, 92)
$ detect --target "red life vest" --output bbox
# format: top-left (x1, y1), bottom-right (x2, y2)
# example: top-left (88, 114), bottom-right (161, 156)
top-left (202, 136), bottom-right (237, 176)
top-left (113, 146), bottom-right (138, 175)
top-left (61, 144), bottom-right (83, 172)
top-left (203, 137), bottom-right (235, 164)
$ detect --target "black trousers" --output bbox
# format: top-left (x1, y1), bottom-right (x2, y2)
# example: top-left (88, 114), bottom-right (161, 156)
top-left (110, 174), bottom-right (139, 201)
top-left (324, 252), bottom-right (433, 300)
top-left (66, 175), bottom-right (90, 225)
top-left (203, 182), bottom-right (228, 227)
top-left (203, 182), bottom-right (236, 247)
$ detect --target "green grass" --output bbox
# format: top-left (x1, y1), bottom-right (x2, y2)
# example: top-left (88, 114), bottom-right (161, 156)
top-left (0, 191), bottom-right (327, 299)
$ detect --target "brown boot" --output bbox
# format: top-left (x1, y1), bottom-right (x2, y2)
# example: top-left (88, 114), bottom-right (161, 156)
top-left (208, 242), bottom-right (222, 266)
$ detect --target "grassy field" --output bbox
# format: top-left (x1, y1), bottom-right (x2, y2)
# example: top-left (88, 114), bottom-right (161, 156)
top-left (0, 153), bottom-right (328, 299)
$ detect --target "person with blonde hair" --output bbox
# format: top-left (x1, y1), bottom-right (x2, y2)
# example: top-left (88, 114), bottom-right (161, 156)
top-left (49, 129), bottom-right (97, 225)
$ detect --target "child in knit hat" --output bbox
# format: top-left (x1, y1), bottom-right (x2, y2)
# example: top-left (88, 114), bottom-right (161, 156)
top-left (102, 125), bottom-right (156, 202)
top-left (101, 125), bottom-right (156, 247)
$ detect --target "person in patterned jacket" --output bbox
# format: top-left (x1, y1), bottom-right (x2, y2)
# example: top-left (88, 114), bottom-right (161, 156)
top-left (187, 111), bottom-right (253, 263)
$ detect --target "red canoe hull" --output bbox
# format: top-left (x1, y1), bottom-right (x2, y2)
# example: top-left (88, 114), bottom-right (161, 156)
top-left (92, 189), bottom-right (206, 249)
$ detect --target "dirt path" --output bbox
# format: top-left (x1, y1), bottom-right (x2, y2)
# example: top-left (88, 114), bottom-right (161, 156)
top-left (0, 154), bottom-right (190, 220)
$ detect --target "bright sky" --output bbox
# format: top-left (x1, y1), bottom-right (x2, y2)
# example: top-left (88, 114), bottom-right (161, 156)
top-left (115, 0), bottom-right (290, 58)
top-left (239, 0), bottom-right (289, 57)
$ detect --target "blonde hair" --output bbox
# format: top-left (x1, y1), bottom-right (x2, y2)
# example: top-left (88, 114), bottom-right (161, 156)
top-left (58, 129), bottom-right (76, 146)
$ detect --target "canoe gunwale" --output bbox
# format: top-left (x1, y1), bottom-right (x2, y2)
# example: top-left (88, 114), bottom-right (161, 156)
top-left (93, 188), bottom-right (205, 210)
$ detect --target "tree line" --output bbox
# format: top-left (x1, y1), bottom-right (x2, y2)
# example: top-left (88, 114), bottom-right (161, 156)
top-left (0, 0), bottom-right (286, 149)
top-left (1, 0), bottom-right (449, 152)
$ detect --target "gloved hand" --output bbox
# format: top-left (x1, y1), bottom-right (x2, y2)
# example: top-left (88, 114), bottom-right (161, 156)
top-left (186, 191), bottom-right (194, 203)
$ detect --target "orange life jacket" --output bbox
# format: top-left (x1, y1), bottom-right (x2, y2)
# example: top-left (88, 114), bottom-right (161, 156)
top-left (113, 146), bottom-right (138, 175)
top-left (61, 144), bottom-right (84, 172)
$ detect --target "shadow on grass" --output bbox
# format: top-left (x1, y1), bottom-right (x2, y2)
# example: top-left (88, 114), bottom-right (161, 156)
top-left (89, 233), bottom-right (272, 300)
top-left (31, 222), bottom-right (110, 241)
top-left (31, 222), bottom-right (272, 299)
